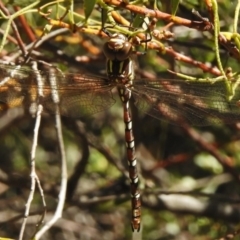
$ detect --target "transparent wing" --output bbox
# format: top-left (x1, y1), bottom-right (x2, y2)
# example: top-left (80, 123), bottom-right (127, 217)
top-left (132, 79), bottom-right (240, 125)
top-left (2, 63), bottom-right (240, 124)
top-left (0, 64), bottom-right (115, 118)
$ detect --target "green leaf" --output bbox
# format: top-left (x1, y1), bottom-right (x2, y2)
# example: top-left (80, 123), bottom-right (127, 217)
top-left (2, 0), bottom-right (37, 7)
top-left (194, 153), bottom-right (223, 174)
top-left (101, 8), bottom-right (108, 28)
top-left (84, 0), bottom-right (97, 21)
top-left (171, 0), bottom-right (180, 16)
top-left (132, 14), bottom-right (144, 29)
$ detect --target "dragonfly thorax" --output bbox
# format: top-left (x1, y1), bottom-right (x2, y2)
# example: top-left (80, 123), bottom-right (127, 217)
top-left (103, 33), bottom-right (132, 61)
top-left (104, 34), bottom-right (134, 86)
top-left (106, 57), bottom-right (134, 87)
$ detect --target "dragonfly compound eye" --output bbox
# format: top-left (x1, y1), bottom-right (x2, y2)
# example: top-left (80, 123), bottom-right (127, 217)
top-left (103, 33), bottom-right (132, 61)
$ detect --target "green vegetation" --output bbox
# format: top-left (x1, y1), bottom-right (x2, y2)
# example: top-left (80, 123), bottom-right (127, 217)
top-left (0, 0), bottom-right (240, 239)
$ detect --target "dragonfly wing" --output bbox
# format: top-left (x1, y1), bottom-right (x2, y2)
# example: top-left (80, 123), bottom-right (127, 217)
top-left (0, 64), bottom-right (37, 111)
top-left (132, 79), bottom-right (240, 126)
top-left (0, 65), bottom-right (116, 118)
top-left (50, 90), bottom-right (115, 118)
top-left (47, 73), bottom-right (115, 118)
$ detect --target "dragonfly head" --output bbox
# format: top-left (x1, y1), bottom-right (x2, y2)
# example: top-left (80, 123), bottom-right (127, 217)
top-left (103, 33), bottom-right (132, 61)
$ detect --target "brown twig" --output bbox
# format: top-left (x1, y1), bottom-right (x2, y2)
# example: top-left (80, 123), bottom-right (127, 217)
top-left (0, 1), bottom-right (27, 55)
top-left (103, 0), bottom-right (213, 31)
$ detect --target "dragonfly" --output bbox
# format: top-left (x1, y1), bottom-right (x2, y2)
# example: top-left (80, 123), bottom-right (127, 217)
top-left (1, 33), bottom-right (240, 231)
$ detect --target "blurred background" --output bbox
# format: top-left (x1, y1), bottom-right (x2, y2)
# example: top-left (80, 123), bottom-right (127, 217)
top-left (0, 0), bottom-right (240, 239)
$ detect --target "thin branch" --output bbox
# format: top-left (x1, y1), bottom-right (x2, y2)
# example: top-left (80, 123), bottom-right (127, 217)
top-left (35, 67), bottom-right (67, 239)
top-left (18, 104), bottom-right (43, 240)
